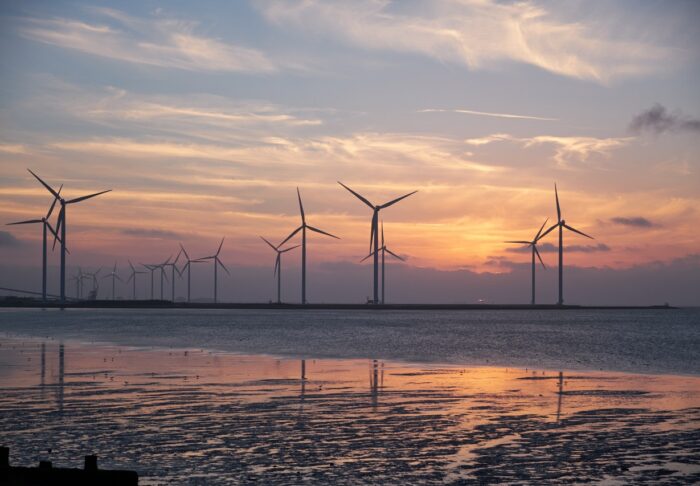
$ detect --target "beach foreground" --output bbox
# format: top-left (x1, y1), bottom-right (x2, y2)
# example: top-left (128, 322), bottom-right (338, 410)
top-left (1, 333), bottom-right (699, 484)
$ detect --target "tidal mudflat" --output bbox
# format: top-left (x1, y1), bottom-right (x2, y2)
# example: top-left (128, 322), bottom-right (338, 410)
top-left (1, 335), bottom-right (699, 485)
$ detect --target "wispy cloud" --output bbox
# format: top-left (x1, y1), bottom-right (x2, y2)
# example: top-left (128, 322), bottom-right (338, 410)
top-left (464, 133), bottom-right (631, 165)
top-left (419, 108), bottom-right (556, 121)
top-left (506, 242), bottom-right (610, 253)
top-left (629, 104), bottom-right (700, 135)
top-left (121, 228), bottom-right (183, 239)
top-left (19, 8), bottom-right (276, 73)
top-left (0, 143), bottom-right (31, 155)
top-left (260, 0), bottom-right (670, 83)
top-left (609, 217), bottom-right (656, 228)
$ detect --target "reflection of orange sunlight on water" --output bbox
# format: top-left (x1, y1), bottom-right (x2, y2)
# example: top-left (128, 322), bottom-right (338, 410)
top-left (1, 336), bottom-right (699, 484)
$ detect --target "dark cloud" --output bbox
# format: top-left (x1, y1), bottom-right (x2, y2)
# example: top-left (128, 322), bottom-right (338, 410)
top-left (121, 228), bottom-right (183, 239)
top-left (567, 243), bottom-right (611, 253)
top-left (506, 242), bottom-right (557, 253)
top-left (0, 231), bottom-right (21, 247)
top-left (629, 103), bottom-right (700, 135)
top-left (507, 242), bottom-right (610, 253)
top-left (610, 217), bottom-right (655, 228)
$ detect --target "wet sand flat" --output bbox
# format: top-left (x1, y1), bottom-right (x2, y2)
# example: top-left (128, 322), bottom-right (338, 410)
top-left (1, 336), bottom-right (699, 484)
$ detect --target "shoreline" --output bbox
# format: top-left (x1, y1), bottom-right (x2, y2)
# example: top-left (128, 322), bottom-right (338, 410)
top-left (0, 298), bottom-right (676, 310)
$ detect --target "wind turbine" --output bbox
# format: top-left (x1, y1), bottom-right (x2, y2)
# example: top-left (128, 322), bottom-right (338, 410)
top-left (163, 251), bottom-right (181, 302)
top-left (540, 184), bottom-right (594, 305)
top-left (196, 238), bottom-right (229, 303)
top-left (102, 262), bottom-right (122, 300)
top-left (178, 243), bottom-right (202, 303)
top-left (155, 257), bottom-right (170, 300)
top-left (84, 268), bottom-right (101, 299)
top-left (6, 186), bottom-right (63, 301)
top-left (338, 182), bottom-right (416, 304)
top-left (141, 264), bottom-right (157, 300)
top-left (361, 222), bottom-right (405, 304)
top-left (504, 219), bottom-right (548, 305)
top-left (126, 260), bottom-right (146, 300)
top-left (279, 188), bottom-right (339, 304)
top-left (27, 169), bottom-right (111, 302)
top-left (260, 236), bottom-right (300, 304)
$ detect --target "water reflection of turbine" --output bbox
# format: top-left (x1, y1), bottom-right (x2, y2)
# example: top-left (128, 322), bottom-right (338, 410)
top-left (57, 343), bottom-right (65, 413)
top-left (556, 371), bottom-right (564, 423)
top-left (370, 359), bottom-right (383, 411)
top-left (297, 359), bottom-right (307, 430)
top-left (40, 343), bottom-right (46, 398)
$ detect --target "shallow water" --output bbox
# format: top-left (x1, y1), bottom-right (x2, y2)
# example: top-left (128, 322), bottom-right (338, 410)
top-left (0, 307), bottom-right (699, 375)
top-left (1, 336), bottom-right (699, 484)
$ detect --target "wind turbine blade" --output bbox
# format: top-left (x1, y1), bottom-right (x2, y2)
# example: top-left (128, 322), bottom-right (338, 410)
top-left (46, 184), bottom-right (63, 219)
top-left (27, 169), bottom-right (60, 198)
top-left (563, 223), bottom-right (594, 239)
top-left (274, 254), bottom-right (279, 276)
top-left (126, 274), bottom-right (134, 284)
top-left (179, 243), bottom-right (190, 261)
top-left (279, 225), bottom-right (303, 247)
top-left (381, 220), bottom-right (384, 247)
top-left (162, 270), bottom-right (169, 283)
top-left (129, 260), bottom-right (135, 272)
top-left (7, 219), bottom-right (43, 225)
top-left (296, 187), bottom-right (306, 224)
top-left (379, 190), bottom-right (417, 209)
top-left (539, 223), bottom-right (559, 239)
top-left (360, 250), bottom-right (376, 263)
top-left (260, 236), bottom-right (277, 251)
top-left (385, 248), bottom-right (405, 261)
top-left (534, 245), bottom-right (546, 269)
top-left (46, 222), bottom-right (60, 241)
top-left (66, 189), bottom-right (112, 204)
top-left (504, 240), bottom-right (531, 245)
top-left (216, 237), bottom-right (225, 256)
top-left (307, 225), bottom-right (339, 239)
top-left (52, 207), bottom-right (65, 250)
top-left (173, 249), bottom-right (182, 264)
top-left (337, 181), bottom-right (374, 209)
top-left (555, 183), bottom-right (561, 222)
top-left (534, 218), bottom-right (549, 241)
top-left (217, 257), bottom-right (230, 275)
top-left (280, 244), bottom-right (300, 253)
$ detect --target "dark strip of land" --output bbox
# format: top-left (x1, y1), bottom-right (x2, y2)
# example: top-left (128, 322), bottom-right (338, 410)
top-left (0, 297), bottom-right (675, 310)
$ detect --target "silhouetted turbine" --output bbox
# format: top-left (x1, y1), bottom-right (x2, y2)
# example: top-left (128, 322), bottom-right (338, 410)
top-left (279, 188), bottom-right (339, 304)
top-left (102, 262), bottom-right (122, 300)
top-left (338, 182), bottom-right (416, 304)
top-left (196, 238), bottom-right (229, 303)
top-left (261, 236), bottom-right (300, 304)
top-left (28, 169), bottom-right (111, 302)
top-left (7, 186), bottom-right (63, 301)
top-left (540, 184), bottom-right (594, 305)
top-left (163, 250), bottom-right (181, 302)
top-left (178, 243), bottom-right (202, 303)
top-left (126, 260), bottom-right (146, 300)
top-left (504, 218), bottom-right (548, 305)
top-left (361, 221), bottom-right (405, 304)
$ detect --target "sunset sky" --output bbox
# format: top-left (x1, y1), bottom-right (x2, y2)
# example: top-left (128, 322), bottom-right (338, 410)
top-left (1, 0), bottom-right (699, 304)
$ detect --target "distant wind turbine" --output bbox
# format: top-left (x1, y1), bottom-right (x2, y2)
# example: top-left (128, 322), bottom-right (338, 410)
top-left (260, 236), bottom-right (300, 304)
top-left (540, 184), bottom-right (594, 305)
top-left (126, 260), bottom-right (146, 300)
top-left (102, 262), bottom-right (122, 300)
top-left (361, 221), bottom-right (404, 304)
top-left (279, 188), bottom-right (339, 304)
top-left (178, 243), bottom-right (202, 303)
top-left (6, 186), bottom-right (63, 301)
top-left (28, 169), bottom-right (111, 302)
top-left (338, 182), bottom-right (416, 304)
top-left (504, 219), bottom-right (548, 305)
top-left (163, 251), bottom-right (181, 302)
top-left (196, 238), bottom-right (229, 303)
top-left (141, 263), bottom-right (157, 299)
